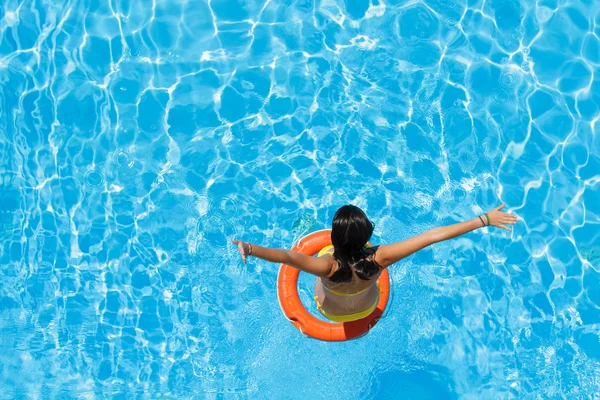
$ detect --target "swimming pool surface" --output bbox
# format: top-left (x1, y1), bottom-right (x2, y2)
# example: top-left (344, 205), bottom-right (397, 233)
top-left (1, 0), bottom-right (600, 398)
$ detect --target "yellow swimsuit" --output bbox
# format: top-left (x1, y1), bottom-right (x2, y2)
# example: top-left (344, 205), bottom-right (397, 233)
top-left (314, 245), bottom-right (382, 322)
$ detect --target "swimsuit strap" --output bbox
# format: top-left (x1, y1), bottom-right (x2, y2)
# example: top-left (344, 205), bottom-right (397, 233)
top-left (321, 283), bottom-right (371, 297)
top-left (367, 245), bottom-right (383, 270)
top-left (314, 293), bottom-right (380, 323)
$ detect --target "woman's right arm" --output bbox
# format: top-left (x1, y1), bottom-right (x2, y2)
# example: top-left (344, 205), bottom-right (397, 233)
top-left (375, 203), bottom-right (518, 269)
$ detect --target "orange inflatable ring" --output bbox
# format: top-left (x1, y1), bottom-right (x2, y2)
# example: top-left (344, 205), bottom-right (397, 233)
top-left (277, 229), bottom-right (390, 342)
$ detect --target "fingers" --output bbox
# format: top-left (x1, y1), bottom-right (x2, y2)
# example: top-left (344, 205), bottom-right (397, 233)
top-left (496, 203), bottom-right (505, 210)
top-left (232, 239), bottom-right (247, 263)
top-left (500, 215), bottom-right (517, 224)
top-left (500, 224), bottom-right (511, 231)
top-left (239, 245), bottom-right (247, 264)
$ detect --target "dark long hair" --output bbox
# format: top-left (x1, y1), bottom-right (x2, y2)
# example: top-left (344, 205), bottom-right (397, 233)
top-left (328, 205), bottom-right (379, 283)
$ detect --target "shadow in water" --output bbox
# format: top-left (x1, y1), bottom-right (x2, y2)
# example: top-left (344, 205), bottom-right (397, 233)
top-left (362, 363), bottom-right (457, 400)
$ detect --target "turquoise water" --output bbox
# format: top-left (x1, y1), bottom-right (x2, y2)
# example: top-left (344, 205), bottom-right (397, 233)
top-left (1, 0), bottom-right (600, 398)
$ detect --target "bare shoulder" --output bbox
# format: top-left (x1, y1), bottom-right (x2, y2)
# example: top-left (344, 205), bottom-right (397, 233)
top-left (372, 246), bottom-right (391, 269)
top-left (324, 255), bottom-right (340, 279)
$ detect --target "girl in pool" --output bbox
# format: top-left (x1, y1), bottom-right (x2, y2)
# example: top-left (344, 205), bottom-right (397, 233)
top-left (232, 203), bottom-right (517, 322)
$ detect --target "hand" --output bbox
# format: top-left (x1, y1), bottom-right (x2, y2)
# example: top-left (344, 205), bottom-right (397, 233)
top-left (483, 203), bottom-right (518, 231)
top-left (232, 239), bottom-right (251, 264)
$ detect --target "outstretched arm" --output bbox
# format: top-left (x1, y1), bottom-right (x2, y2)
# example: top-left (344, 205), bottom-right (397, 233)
top-left (231, 240), bottom-right (334, 278)
top-left (375, 203), bottom-right (518, 269)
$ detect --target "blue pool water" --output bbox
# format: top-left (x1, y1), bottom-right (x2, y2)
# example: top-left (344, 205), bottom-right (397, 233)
top-left (1, 0), bottom-right (600, 398)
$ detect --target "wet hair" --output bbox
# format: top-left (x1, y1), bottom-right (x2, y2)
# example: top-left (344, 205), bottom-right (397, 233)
top-left (328, 205), bottom-right (380, 283)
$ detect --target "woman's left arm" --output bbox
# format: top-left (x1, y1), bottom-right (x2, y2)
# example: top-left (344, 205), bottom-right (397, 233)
top-left (232, 240), bottom-right (333, 278)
